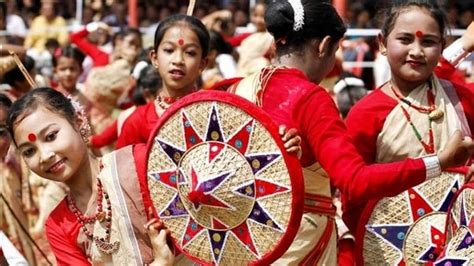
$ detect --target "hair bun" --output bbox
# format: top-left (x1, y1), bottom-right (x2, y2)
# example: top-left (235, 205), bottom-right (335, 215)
top-left (265, 0), bottom-right (295, 40)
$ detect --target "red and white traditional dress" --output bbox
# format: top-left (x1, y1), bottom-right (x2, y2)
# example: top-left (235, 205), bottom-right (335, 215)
top-left (344, 74), bottom-right (474, 264)
top-left (225, 66), bottom-right (435, 265)
top-left (45, 145), bottom-right (154, 265)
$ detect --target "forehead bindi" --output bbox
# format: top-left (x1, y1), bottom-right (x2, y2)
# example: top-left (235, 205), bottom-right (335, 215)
top-left (162, 26), bottom-right (201, 48)
top-left (391, 8), bottom-right (441, 38)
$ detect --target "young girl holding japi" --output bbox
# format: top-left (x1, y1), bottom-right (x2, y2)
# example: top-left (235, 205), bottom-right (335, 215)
top-left (6, 87), bottom-right (301, 265)
top-left (344, 1), bottom-right (474, 264)
top-left (7, 87), bottom-right (174, 265)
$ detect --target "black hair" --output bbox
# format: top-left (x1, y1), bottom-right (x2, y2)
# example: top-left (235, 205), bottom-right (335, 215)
top-left (0, 93), bottom-right (12, 110)
top-left (380, 0), bottom-right (448, 39)
top-left (52, 46), bottom-right (86, 67)
top-left (153, 14), bottom-right (210, 58)
top-left (45, 38), bottom-right (60, 50)
top-left (132, 65), bottom-right (161, 105)
top-left (265, 0), bottom-right (346, 56)
top-left (7, 87), bottom-right (76, 142)
top-left (4, 55), bottom-right (35, 86)
top-left (209, 30), bottom-right (233, 54)
top-left (123, 27), bottom-right (143, 48)
top-left (335, 74), bottom-right (369, 119)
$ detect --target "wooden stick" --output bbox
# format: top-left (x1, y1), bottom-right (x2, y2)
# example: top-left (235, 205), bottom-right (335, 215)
top-left (8, 50), bottom-right (37, 89)
top-left (187, 0), bottom-right (196, 16)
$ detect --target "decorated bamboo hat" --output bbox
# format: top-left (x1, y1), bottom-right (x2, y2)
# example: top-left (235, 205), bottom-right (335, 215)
top-left (357, 169), bottom-right (466, 264)
top-left (146, 90), bottom-right (304, 265)
top-left (434, 178), bottom-right (474, 265)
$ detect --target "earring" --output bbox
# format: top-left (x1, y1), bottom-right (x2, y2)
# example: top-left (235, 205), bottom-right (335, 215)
top-left (80, 125), bottom-right (91, 144)
top-left (381, 50), bottom-right (387, 56)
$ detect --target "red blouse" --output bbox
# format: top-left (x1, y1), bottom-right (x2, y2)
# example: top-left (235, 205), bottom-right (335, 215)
top-left (45, 145), bottom-right (149, 265)
top-left (253, 68), bottom-right (426, 202)
top-left (115, 102), bottom-right (159, 149)
top-left (343, 79), bottom-right (474, 234)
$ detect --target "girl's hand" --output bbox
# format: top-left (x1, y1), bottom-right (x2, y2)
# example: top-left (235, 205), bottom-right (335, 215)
top-left (145, 207), bottom-right (175, 266)
top-left (438, 131), bottom-right (474, 170)
top-left (279, 125), bottom-right (302, 159)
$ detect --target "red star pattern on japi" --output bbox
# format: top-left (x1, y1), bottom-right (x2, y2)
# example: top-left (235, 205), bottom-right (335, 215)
top-left (362, 172), bottom-right (465, 265)
top-left (434, 184), bottom-right (474, 265)
top-left (146, 93), bottom-right (303, 265)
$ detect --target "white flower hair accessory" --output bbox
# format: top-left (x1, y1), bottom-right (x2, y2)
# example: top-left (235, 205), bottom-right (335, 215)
top-left (288, 0), bottom-right (304, 31)
top-left (68, 96), bottom-right (92, 143)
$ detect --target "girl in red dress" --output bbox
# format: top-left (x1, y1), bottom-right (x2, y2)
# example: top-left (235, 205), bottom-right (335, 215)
top-left (344, 2), bottom-right (474, 264)
top-left (7, 87), bottom-right (173, 265)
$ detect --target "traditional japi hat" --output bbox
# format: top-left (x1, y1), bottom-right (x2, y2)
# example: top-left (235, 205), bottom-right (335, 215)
top-left (357, 169), bottom-right (467, 265)
top-left (146, 91), bottom-right (304, 265)
top-left (434, 176), bottom-right (474, 265)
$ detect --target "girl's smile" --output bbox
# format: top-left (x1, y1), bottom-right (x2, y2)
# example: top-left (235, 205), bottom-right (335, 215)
top-left (14, 106), bottom-right (88, 183)
top-left (380, 7), bottom-right (443, 90)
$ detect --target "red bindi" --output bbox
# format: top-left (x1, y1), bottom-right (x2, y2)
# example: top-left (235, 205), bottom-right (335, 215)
top-left (178, 38), bottom-right (184, 46)
top-left (28, 133), bottom-right (37, 142)
top-left (415, 30), bottom-right (424, 38)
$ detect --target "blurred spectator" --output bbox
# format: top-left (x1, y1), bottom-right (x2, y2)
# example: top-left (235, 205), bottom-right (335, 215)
top-left (0, 2), bottom-right (27, 45)
top-left (102, 1), bottom-right (127, 28)
top-left (233, 9), bottom-right (248, 27)
top-left (236, 2), bottom-right (274, 77)
top-left (24, 0), bottom-right (68, 52)
top-left (202, 30), bottom-right (236, 89)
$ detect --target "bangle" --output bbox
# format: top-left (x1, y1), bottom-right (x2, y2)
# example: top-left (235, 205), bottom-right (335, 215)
top-left (443, 39), bottom-right (471, 67)
top-left (422, 155), bottom-right (442, 180)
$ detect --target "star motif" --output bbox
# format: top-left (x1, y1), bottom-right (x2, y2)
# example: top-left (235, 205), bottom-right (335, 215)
top-left (156, 139), bottom-right (185, 166)
top-left (150, 170), bottom-right (182, 190)
top-left (227, 119), bottom-right (254, 154)
top-left (186, 166), bottom-right (234, 210)
top-left (366, 179), bottom-right (461, 263)
top-left (182, 111), bottom-right (203, 149)
top-left (150, 102), bottom-right (292, 264)
top-left (182, 217), bottom-right (205, 247)
top-left (418, 225), bottom-right (445, 262)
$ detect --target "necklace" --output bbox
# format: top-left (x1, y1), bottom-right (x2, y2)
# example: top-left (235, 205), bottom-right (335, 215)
top-left (155, 95), bottom-right (180, 110)
top-left (390, 83), bottom-right (436, 153)
top-left (390, 81), bottom-right (444, 121)
top-left (399, 104), bottom-right (435, 154)
top-left (67, 176), bottom-right (119, 254)
top-left (154, 88), bottom-right (197, 110)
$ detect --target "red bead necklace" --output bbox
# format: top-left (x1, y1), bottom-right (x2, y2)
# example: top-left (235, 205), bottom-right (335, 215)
top-left (155, 89), bottom-right (197, 110)
top-left (67, 174), bottom-right (119, 254)
top-left (390, 83), bottom-right (436, 153)
top-left (155, 95), bottom-right (180, 110)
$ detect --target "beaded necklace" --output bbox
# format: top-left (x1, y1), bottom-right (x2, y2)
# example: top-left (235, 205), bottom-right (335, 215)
top-left (390, 80), bottom-right (444, 121)
top-left (390, 82), bottom-right (438, 154)
top-left (67, 172), bottom-right (119, 254)
top-left (155, 89), bottom-right (196, 110)
top-left (155, 94), bottom-right (180, 110)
